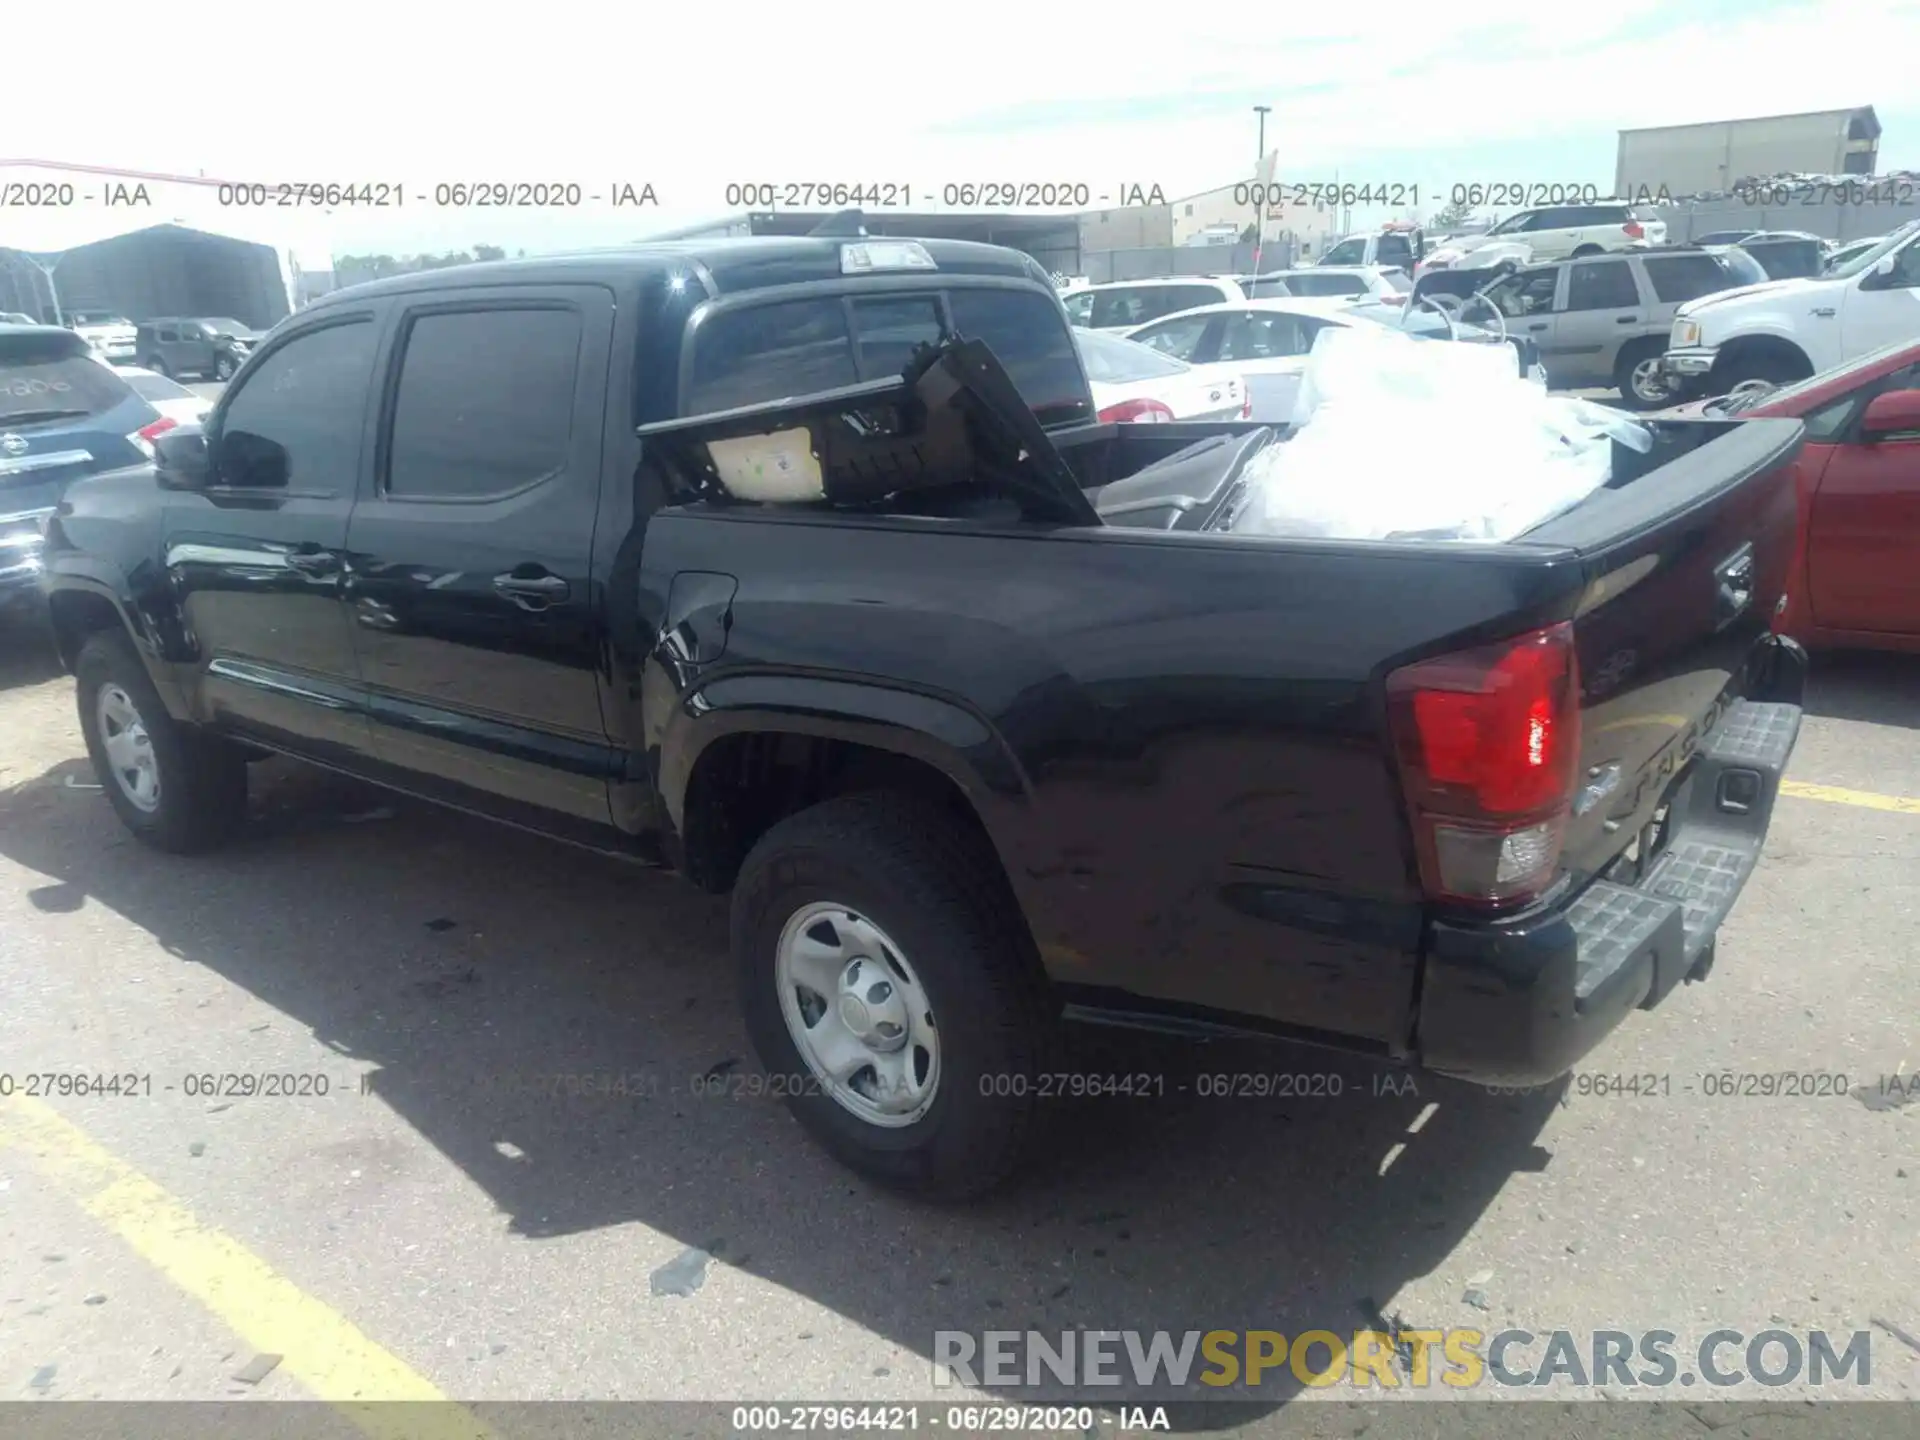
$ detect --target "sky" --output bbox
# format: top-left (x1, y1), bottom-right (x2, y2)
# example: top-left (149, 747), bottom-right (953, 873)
top-left (5, 0), bottom-right (1919, 264)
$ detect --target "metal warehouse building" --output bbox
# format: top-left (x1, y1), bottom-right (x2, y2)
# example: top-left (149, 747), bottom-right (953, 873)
top-left (1616, 107), bottom-right (1881, 197)
top-left (0, 162), bottom-right (310, 329)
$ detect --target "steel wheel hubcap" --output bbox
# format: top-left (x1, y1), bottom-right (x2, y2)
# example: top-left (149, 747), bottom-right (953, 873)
top-left (96, 684), bottom-right (160, 812)
top-left (775, 903), bottom-right (939, 1128)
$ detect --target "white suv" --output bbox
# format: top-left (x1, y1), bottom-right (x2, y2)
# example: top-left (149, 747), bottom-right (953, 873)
top-left (1664, 220), bottom-right (1920, 393)
top-left (1061, 278), bottom-right (1248, 331)
top-left (1427, 203), bottom-right (1666, 270)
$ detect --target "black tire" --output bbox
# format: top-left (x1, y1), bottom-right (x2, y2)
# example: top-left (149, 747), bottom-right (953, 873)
top-left (1570, 244), bottom-right (1604, 258)
top-left (75, 630), bottom-right (248, 853)
top-left (1612, 339), bottom-right (1675, 411)
top-left (1711, 350), bottom-right (1811, 392)
top-left (215, 354), bottom-right (237, 381)
top-left (732, 791), bottom-right (1061, 1200)
top-left (146, 354), bottom-right (170, 378)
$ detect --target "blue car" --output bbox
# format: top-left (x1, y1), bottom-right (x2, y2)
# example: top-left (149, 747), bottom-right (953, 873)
top-left (1, 324), bottom-right (166, 627)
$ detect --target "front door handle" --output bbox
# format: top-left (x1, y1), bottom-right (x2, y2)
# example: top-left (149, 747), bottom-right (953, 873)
top-left (1527, 322), bottom-right (1549, 332)
top-left (493, 570), bottom-right (571, 609)
top-left (1615, 315), bottom-right (1640, 324)
top-left (1811, 306), bottom-right (1836, 318)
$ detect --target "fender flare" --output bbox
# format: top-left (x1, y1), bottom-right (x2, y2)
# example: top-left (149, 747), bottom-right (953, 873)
top-left (659, 670), bottom-right (1030, 838)
top-left (40, 564), bottom-right (192, 720)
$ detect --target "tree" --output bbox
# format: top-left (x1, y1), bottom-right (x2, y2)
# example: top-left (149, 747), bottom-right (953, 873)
top-left (1239, 222), bottom-right (1259, 243)
top-left (1428, 197), bottom-right (1473, 232)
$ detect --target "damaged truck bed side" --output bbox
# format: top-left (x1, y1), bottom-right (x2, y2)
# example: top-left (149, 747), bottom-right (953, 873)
top-left (41, 236), bottom-right (1808, 1199)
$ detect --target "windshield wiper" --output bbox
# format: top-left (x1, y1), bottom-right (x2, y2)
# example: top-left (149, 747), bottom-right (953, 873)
top-left (0, 408), bottom-right (90, 424)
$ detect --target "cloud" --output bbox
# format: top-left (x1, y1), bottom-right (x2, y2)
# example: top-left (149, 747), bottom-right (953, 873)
top-left (4, 0), bottom-right (1911, 255)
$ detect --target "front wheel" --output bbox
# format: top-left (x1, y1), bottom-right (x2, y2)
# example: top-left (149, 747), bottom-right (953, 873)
top-left (214, 354), bottom-right (238, 381)
top-left (75, 630), bottom-right (248, 852)
top-left (146, 355), bottom-right (171, 378)
top-left (732, 792), bottom-right (1060, 1200)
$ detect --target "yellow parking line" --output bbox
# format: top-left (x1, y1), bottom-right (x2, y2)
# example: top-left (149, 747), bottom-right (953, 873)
top-left (1780, 780), bottom-right (1920, 816)
top-left (0, 1095), bottom-right (495, 1440)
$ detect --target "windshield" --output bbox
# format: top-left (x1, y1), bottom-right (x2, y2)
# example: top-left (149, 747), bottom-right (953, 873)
top-left (1319, 238), bottom-right (1367, 266)
top-left (1486, 212), bottom-right (1530, 236)
top-left (1707, 247), bottom-right (1770, 287)
top-left (1824, 222), bottom-right (1919, 281)
top-left (68, 313), bottom-right (132, 328)
top-left (1073, 329), bottom-right (1189, 384)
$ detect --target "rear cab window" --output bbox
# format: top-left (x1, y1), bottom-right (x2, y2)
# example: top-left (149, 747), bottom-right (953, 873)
top-left (682, 283), bottom-right (1091, 429)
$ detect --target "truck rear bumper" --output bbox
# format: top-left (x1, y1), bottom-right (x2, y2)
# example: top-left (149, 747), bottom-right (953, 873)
top-left (1414, 691), bottom-right (1803, 1087)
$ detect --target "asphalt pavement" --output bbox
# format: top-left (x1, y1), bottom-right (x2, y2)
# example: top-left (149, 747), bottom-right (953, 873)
top-left (0, 599), bottom-right (1916, 1435)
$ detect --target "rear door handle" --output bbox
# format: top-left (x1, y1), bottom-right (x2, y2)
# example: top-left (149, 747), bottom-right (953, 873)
top-left (1615, 315), bottom-right (1640, 324)
top-left (1527, 321), bottom-right (1549, 331)
top-left (493, 571), bottom-right (571, 609)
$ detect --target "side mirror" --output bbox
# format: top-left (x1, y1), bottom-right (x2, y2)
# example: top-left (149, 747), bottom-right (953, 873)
top-left (154, 426), bottom-right (214, 490)
top-left (1860, 389), bottom-right (1920, 441)
top-left (220, 429), bottom-right (290, 487)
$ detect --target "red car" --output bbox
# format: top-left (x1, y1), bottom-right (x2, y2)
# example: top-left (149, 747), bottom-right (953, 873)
top-left (1657, 338), bottom-right (1920, 652)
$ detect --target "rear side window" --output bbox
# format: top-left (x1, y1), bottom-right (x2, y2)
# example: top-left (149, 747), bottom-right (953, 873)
top-left (1164, 284), bottom-right (1226, 315)
top-left (1642, 254), bottom-right (1736, 303)
top-left (1375, 234), bottom-right (1413, 267)
top-left (386, 308), bottom-right (582, 499)
top-left (0, 340), bottom-right (134, 423)
top-left (1564, 260), bottom-right (1639, 311)
top-left (1242, 277), bottom-right (1295, 298)
top-left (1746, 240), bottom-right (1824, 279)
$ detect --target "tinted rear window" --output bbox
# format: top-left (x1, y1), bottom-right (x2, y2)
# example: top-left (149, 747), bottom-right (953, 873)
top-left (1074, 329), bottom-right (1188, 384)
top-left (1641, 254), bottom-right (1739, 303)
top-left (684, 286), bottom-right (1090, 426)
top-left (1, 343), bottom-right (135, 423)
top-left (122, 370), bottom-right (196, 401)
top-left (1745, 240), bottom-right (1825, 279)
top-left (1283, 273), bottom-right (1366, 298)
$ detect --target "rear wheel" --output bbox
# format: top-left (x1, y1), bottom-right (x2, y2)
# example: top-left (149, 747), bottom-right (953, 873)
top-left (732, 792), bottom-right (1060, 1200)
top-left (75, 630), bottom-right (248, 853)
top-left (146, 354), bottom-right (170, 378)
top-left (214, 353), bottom-right (237, 381)
top-left (1570, 244), bottom-right (1604, 258)
top-left (1613, 340), bottom-right (1676, 410)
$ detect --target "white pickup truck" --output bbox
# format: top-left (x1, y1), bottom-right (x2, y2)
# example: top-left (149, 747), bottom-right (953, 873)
top-left (1663, 221), bottom-right (1920, 393)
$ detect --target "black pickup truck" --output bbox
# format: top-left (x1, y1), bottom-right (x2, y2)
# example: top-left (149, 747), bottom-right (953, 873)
top-left (39, 236), bottom-right (1808, 1198)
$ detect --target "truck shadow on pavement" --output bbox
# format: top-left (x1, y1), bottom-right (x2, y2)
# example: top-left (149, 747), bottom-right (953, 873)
top-left (0, 627), bottom-right (62, 693)
top-left (1802, 650), bottom-right (1920, 730)
top-left (1, 754), bottom-right (1566, 1423)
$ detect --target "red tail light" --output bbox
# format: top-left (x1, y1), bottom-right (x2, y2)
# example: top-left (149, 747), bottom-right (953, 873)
top-left (1241, 391), bottom-right (1253, 419)
top-left (1098, 397), bottom-right (1176, 424)
top-left (1386, 623), bottom-right (1581, 908)
top-left (1623, 220), bottom-right (1644, 239)
top-left (137, 416), bottom-right (178, 442)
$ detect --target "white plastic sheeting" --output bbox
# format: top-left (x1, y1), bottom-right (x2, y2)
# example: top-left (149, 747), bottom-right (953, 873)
top-left (1231, 323), bottom-right (1652, 544)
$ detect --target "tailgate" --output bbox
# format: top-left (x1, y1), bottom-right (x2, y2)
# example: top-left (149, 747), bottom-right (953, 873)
top-left (1524, 416), bottom-right (1805, 940)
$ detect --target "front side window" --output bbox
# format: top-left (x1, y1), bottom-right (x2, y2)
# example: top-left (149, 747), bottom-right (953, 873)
top-left (1088, 288), bottom-right (1156, 329)
top-left (1062, 291), bottom-right (1095, 325)
top-left (1217, 311), bottom-right (1313, 361)
top-left (216, 320), bottom-right (375, 489)
top-left (385, 308), bottom-right (581, 499)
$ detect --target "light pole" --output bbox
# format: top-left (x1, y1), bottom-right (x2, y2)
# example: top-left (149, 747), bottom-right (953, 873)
top-left (1252, 105), bottom-right (1273, 267)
